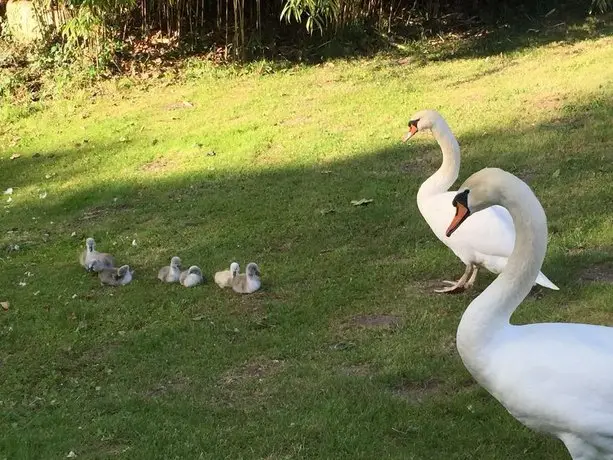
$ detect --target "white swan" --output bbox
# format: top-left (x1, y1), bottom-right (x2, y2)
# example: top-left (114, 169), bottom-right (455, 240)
top-left (158, 256), bottom-right (181, 283)
top-left (80, 237), bottom-right (115, 272)
top-left (214, 262), bottom-right (240, 288)
top-left (98, 265), bottom-right (134, 286)
top-left (447, 168), bottom-right (613, 459)
top-left (232, 263), bottom-right (261, 294)
top-left (403, 109), bottom-right (558, 293)
top-left (180, 265), bottom-right (204, 287)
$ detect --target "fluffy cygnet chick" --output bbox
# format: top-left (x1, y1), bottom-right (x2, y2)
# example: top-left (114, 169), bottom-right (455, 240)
top-left (99, 265), bottom-right (134, 286)
top-left (214, 262), bottom-right (240, 288)
top-left (180, 265), bottom-right (204, 287)
top-left (80, 237), bottom-right (115, 272)
top-left (231, 262), bottom-right (261, 294)
top-left (158, 256), bottom-right (181, 283)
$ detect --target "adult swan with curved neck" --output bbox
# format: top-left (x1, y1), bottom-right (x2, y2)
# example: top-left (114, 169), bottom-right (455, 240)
top-left (403, 109), bottom-right (558, 293)
top-left (447, 168), bottom-right (613, 459)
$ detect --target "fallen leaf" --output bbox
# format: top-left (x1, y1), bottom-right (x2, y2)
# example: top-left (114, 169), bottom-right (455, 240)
top-left (39, 191), bottom-right (47, 199)
top-left (351, 198), bottom-right (374, 206)
top-left (9, 153), bottom-right (21, 160)
top-left (3, 188), bottom-right (13, 195)
top-left (132, 239), bottom-right (137, 246)
top-left (192, 315), bottom-right (206, 321)
top-left (71, 231), bottom-right (76, 237)
top-left (18, 281), bottom-right (26, 287)
top-left (119, 137), bottom-right (128, 142)
top-left (67, 451), bottom-right (77, 458)
top-left (182, 100), bottom-right (194, 107)
top-left (1, 301), bottom-right (9, 311)
top-left (330, 341), bottom-right (355, 350)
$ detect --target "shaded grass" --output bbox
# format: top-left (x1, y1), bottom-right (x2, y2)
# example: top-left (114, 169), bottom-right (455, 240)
top-left (1, 30), bottom-right (613, 459)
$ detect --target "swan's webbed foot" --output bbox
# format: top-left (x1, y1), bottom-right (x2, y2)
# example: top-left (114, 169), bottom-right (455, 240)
top-left (433, 264), bottom-right (477, 294)
top-left (434, 280), bottom-right (467, 294)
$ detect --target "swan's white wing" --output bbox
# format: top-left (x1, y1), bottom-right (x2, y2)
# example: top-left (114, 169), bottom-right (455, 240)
top-left (420, 192), bottom-right (516, 259)
top-left (489, 323), bottom-right (613, 438)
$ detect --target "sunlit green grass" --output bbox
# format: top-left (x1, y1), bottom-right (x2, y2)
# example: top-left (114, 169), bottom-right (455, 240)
top-left (1, 28), bottom-right (613, 459)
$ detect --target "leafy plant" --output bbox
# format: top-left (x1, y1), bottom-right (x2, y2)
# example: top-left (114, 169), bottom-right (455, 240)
top-left (590, 0), bottom-right (613, 13)
top-left (280, 0), bottom-right (340, 34)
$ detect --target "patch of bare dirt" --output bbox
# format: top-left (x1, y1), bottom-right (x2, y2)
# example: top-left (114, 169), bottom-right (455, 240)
top-left (391, 377), bottom-right (478, 405)
top-left (144, 374), bottom-right (191, 398)
top-left (530, 92), bottom-right (566, 112)
top-left (400, 152), bottom-right (438, 175)
top-left (566, 246), bottom-right (613, 256)
top-left (164, 100), bottom-right (194, 110)
top-left (81, 203), bottom-right (132, 221)
top-left (580, 263), bottom-right (613, 284)
top-left (391, 378), bottom-right (445, 405)
top-left (347, 314), bottom-right (403, 329)
top-left (221, 357), bottom-right (284, 385)
top-left (514, 167), bottom-right (539, 185)
top-left (339, 364), bottom-right (374, 377)
top-left (140, 157), bottom-right (175, 173)
top-left (78, 342), bottom-right (121, 365)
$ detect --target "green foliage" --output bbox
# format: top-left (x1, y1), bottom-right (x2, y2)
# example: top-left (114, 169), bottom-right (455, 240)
top-left (280, 0), bottom-right (340, 35)
top-left (591, 0), bottom-right (613, 13)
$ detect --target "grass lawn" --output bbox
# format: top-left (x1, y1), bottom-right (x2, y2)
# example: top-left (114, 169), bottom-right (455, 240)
top-left (1, 23), bottom-right (613, 459)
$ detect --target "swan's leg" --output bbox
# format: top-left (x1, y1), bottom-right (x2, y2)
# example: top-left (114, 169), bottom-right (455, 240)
top-left (463, 266), bottom-right (479, 289)
top-left (434, 264), bottom-right (473, 294)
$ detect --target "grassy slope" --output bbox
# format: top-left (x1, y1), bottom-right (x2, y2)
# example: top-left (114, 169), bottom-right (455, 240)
top-left (1, 30), bottom-right (613, 459)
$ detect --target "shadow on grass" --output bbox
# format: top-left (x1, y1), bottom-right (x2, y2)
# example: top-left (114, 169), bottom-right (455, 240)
top-left (2, 92), bottom-right (612, 300)
top-left (121, 13), bottom-right (613, 72)
top-left (416, 13), bottom-right (613, 62)
top-left (256, 12), bottom-right (613, 65)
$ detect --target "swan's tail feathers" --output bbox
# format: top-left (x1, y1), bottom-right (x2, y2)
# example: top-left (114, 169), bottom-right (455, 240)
top-left (535, 271), bottom-right (559, 290)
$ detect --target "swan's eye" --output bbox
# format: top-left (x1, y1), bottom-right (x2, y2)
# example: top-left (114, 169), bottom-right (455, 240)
top-left (453, 189), bottom-right (470, 208)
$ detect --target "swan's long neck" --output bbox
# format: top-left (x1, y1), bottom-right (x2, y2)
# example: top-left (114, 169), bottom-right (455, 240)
top-left (456, 178), bottom-right (548, 378)
top-left (417, 121), bottom-right (461, 201)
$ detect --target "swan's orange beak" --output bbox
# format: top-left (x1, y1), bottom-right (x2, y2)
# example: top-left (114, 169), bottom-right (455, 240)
top-left (446, 202), bottom-right (471, 237)
top-left (402, 124), bottom-right (418, 142)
